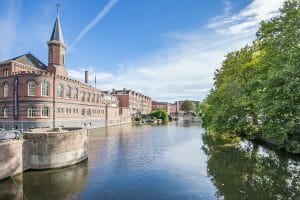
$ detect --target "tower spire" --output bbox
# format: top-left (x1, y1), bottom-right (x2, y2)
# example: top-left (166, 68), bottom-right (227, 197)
top-left (49, 4), bottom-right (64, 43)
top-left (47, 4), bottom-right (68, 77)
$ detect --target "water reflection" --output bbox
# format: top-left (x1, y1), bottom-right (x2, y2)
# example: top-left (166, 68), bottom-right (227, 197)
top-left (202, 133), bottom-right (300, 200)
top-left (0, 160), bottom-right (88, 200)
top-left (0, 124), bottom-right (299, 200)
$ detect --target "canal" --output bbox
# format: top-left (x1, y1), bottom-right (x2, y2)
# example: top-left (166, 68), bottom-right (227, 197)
top-left (0, 122), bottom-right (299, 199)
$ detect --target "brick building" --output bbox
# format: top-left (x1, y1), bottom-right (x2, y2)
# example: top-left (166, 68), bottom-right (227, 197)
top-left (0, 14), bottom-right (131, 130)
top-left (110, 88), bottom-right (152, 116)
top-left (151, 101), bottom-right (171, 114)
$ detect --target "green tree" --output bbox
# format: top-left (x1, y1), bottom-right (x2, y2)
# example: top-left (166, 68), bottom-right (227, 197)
top-left (181, 100), bottom-right (195, 114)
top-left (201, 0), bottom-right (300, 153)
top-left (148, 109), bottom-right (168, 122)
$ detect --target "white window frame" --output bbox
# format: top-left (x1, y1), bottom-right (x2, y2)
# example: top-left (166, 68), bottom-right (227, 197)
top-left (41, 81), bottom-right (50, 97)
top-left (28, 107), bottom-right (36, 118)
top-left (3, 107), bottom-right (8, 118)
top-left (3, 83), bottom-right (8, 98)
top-left (27, 81), bottom-right (36, 96)
top-left (74, 88), bottom-right (78, 100)
top-left (57, 84), bottom-right (63, 97)
top-left (41, 106), bottom-right (49, 118)
top-left (66, 86), bottom-right (71, 99)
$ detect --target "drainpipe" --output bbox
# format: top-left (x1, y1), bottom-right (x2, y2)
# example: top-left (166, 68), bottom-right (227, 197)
top-left (105, 103), bottom-right (110, 127)
top-left (53, 75), bottom-right (56, 129)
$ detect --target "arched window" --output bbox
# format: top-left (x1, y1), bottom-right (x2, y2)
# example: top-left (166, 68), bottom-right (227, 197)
top-left (41, 81), bottom-right (50, 96)
top-left (92, 94), bottom-right (95, 102)
top-left (3, 83), bottom-right (8, 98)
top-left (96, 94), bottom-right (100, 103)
top-left (81, 108), bottom-right (85, 116)
top-left (57, 84), bottom-right (63, 97)
top-left (3, 107), bottom-right (8, 118)
top-left (28, 106), bottom-right (36, 118)
top-left (66, 86), bottom-right (71, 98)
top-left (87, 92), bottom-right (90, 102)
top-left (41, 106), bottom-right (49, 117)
top-left (73, 88), bottom-right (78, 100)
top-left (81, 91), bottom-right (85, 101)
top-left (87, 109), bottom-right (91, 116)
top-left (27, 81), bottom-right (36, 96)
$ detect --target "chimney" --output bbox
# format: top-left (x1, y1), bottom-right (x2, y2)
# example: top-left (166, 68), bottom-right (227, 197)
top-left (84, 71), bottom-right (88, 84)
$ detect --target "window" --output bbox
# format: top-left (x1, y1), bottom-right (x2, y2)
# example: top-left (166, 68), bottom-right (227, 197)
top-left (41, 107), bottom-right (49, 117)
top-left (41, 81), bottom-right (50, 96)
top-left (87, 109), bottom-right (91, 116)
top-left (27, 81), bottom-right (36, 96)
top-left (81, 108), bottom-right (85, 116)
top-left (57, 84), bottom-right (63, 97)
top-left (66, 86), bottom-right (71, 98)
top-left (28, 107), bottom-right (36, 118)
top-left (3, 69), bottom-right (9, 77)
top-left (57, 108), bottom-right (60, 113)
top-left (3, 83), bottom-right (8, 98)
top-left (92, 94), bottom-right (95, 102)
top-left (81, 92), bottom-right (85, 101)
top-left (3, 107), bottom-right (8, 118)
top-left (87, 93), bottom-right (90, 102)
top-left (74, 88), bottom-right (78, 100)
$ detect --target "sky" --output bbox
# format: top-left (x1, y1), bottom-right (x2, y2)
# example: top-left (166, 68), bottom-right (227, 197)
top-left (0, 0), bottom-right (285, 102)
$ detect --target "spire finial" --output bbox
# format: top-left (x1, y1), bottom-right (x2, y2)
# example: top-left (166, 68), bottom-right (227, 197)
top-left (56, 3), bottom-right (61, 15)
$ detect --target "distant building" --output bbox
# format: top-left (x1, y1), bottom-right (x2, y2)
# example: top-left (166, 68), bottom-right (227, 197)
top-left (110, 88), bottom-right (152, 116)
top-left (0, 13), bottom-right (130, 130)
top-left (152, 101), bottom-right (172, 114)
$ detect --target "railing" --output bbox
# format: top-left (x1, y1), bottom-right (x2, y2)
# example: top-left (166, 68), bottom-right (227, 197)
top-left (0, 128), bottom-right (22, 140)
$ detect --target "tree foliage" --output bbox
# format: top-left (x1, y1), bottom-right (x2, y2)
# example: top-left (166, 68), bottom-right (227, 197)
top-left (181, 100), bottom-right (195, 113)
top-left (201, 0), bottom-right (300, 153)
top-left (148, 109), bottom-right (168, 122)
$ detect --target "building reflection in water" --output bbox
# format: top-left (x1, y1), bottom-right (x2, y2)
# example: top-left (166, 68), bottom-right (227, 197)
top-left (202, 133), bottom-right (300, 200)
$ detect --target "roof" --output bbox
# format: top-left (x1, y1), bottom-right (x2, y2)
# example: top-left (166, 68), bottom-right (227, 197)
top-left (49, 14), bottom-right (64, 43)
top-left (0, 53), bottom-right (47, 70)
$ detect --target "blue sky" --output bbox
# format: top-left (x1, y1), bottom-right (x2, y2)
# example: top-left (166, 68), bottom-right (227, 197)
top-left (0, 0), bottom-right (285, 102)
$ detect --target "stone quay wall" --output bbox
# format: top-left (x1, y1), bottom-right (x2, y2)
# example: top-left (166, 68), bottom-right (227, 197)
top-left (0, 128), bottom-right (88, 180)
top-left (0, 140), bottom-right (23, 180)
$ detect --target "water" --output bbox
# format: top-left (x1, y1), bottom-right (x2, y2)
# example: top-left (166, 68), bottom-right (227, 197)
top-left (0, 122), bottom-right (299, 200)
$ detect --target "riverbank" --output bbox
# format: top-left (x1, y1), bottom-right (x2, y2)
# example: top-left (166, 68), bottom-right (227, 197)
top-left (203, 131), bottom-right (300, 155)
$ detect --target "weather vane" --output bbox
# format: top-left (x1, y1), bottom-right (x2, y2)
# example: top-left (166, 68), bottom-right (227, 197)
top-left (56, 3), bottom-right (61, 14)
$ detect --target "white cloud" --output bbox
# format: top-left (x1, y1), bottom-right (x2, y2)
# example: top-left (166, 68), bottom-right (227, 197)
top-left (69, 0), bottom-right (285, 102)
top-left (208, 0), bottom-right (284, 34)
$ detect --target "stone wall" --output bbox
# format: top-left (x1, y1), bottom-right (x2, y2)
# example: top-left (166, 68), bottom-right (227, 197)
top-left (23, 128), bottom-right (88, 169)
top-left (0, 128), bottom-right (88, 180)
top-left (0, 140), bottom-right (23, 180)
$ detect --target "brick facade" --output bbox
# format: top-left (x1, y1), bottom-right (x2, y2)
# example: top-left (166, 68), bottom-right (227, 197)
top-left (110, 88), bottom-right (152, 116)
top-left (0, 14), bottom-right (131, 130)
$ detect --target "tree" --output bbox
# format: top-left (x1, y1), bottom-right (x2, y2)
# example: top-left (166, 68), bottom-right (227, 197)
top-left (148, 109), bottom-right (168, 122)
top-left (181, 100), bottom-right (195, 114)
top-left (201, 0), bottom-right (300, 153)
